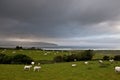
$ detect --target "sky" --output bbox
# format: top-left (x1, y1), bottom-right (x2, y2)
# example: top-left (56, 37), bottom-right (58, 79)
top-left (0, 0), bottom-right (120, 49)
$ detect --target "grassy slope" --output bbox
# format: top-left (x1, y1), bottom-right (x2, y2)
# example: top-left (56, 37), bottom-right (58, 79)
top-left (0, 61), bottom-right (120, 80)
top-left (0, 49), bottom-right (119, 61)
top-left (0, 49), bottom-right (66, 60)
top-left (0, 49), bottom-right (120, 80)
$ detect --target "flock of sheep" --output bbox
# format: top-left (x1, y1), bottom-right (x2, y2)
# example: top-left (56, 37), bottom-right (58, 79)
top-left (24, 62), bottom-right (41, 72)
top-left (71, 59), bottom-right (120, 72)
top-left (24, 59), bottom-right (120, 73)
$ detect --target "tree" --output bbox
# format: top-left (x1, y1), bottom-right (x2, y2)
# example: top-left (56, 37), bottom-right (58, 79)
top-left (12, 54), bottom-right (33, 64)
top-left (80, 49), bottom-right (94, 60)
top-left (114, 55), bottom-right (120, 61)
top-left (103, 55), bottom-right (109, 60)
top-left (15, 46), bottom-right (23, 50)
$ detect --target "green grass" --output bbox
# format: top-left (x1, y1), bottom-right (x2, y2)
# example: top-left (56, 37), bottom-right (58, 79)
top-left (0, 49), bottom-right (119, 61)
top-left (0, 61), bottom-right (120, 80)
top-left (0, 49), bottom-right (68, 60)
top-left (0, 49), bottom-right (120, 80)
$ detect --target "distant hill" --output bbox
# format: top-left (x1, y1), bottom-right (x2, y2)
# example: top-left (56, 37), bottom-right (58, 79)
top-left (0, 41), bottom-right (58, 48)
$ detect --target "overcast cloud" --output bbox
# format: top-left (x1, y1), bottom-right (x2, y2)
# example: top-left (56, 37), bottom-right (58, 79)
top-left (0, 0), bottom-right (120, 49)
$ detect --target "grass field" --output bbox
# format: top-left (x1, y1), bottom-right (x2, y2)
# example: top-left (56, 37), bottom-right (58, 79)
top-left (0, 61), bottom-right (120, 80)
top-left (0, 49), bottom-right (119, 60)
top-left (0, 49), bottom-right (120, 80)
top-left (0, 49), bottom-right (68, 60)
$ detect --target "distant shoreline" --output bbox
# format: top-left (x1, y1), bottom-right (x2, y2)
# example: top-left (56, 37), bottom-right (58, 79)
top-left (0, 45), bottom-right (120, 50)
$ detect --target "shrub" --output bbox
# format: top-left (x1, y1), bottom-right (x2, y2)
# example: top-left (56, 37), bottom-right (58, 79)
top-left (53, 50), bottom-right (94, 62)
top-left (0, 53), bottom-right (6, 63)
top-left (114, 55), bottom-right (120, 61)
top-left (67, 54), bottom-right (78, 62)
top-left (54, 55), bottom-right (63, 62)
top-left (0, 53), bottom-right (33, 64)
top-left (103, 55), bottom-right (110, 60)
top-left (2, 55), bottom-right (13, 64)
top-left (12, 54), bottom-right (33, 64)
top-left (79, 49), bottom-right (94, 61)
top-left (0, 53), bottom-right (13, 64)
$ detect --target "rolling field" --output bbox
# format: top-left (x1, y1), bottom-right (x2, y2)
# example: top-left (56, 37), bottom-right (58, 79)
top-left (0, 49), bottom-right (69, 60)
top-left (0, 49), bottom-right (119, 60)
top-left (0, 61), bottom-right (120, 80)
top-left (0, 49), bottom-right (120, 80)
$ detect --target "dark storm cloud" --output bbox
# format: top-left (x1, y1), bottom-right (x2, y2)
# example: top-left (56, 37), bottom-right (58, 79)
top-left (0, 0), bottom-right (120, 48)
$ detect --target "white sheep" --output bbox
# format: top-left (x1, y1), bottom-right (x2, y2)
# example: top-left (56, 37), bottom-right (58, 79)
top-left (24, 65), bottom-right (32, 71)
top-left (38, 63), bottom-right (40, 65)
top-left (12, 51), bottom-right (16, 53)
top-left (99, 60), bottom-right (103, 64)
top-left (84, 61), bottom-right (88, 65)
top-left (115, 66), bottom-right (120, 72)
top-left (72, 64), bottom-right (77, 67)
top-left (34, 66), bottom-right (41, 71)
top-left (44, 53), bottom-right (47, 55)
top-left (109, 59), bottom-right (114, 63)
top-left (31, 61), bottom-right (35, 65)
top-left (74, 59), bottom-right (77, 62)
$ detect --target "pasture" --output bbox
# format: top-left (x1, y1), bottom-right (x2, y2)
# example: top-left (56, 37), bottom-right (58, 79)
top-left (0, 49), bottom-right (68, 60)
top-left (0, 49), bottom-right (120, 80)
top-left (0, 49), bottom-right (119, 60)
top-left (0, 61), bottom-right (120, 80)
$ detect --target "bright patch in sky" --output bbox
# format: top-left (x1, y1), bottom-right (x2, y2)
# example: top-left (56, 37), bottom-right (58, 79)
top-left (0, 0), bottom-right (120, 49)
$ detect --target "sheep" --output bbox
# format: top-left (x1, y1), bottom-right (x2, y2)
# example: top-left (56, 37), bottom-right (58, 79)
top-left (84, 61), bottom-right (88, 65)
top-left (72, 64), bottom-right (77, 67)
top-left (74, 59), bottom-right (77, 62)
top-left (109, 59), bottom-right (114, 63)
top-left (44, 53), bottom-right (47, 55)
top-left (12, 51), bottom-right (16, 53)
top-left (38, 63), bottom-right (40, 65)
top-left (115, 66), bottom-right (120, 72)
top-left (99, 60), bottom-right (103, 64)
top-left (34, 66), bottom-right (41, 72)
top-left (24, 65), bottom-right (32, 71)
top-left (31, 61), bottom-right (35, 65)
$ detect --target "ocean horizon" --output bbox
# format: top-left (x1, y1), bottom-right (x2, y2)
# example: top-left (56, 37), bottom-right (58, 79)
top-left (0, 45), bottom-right (119, 50)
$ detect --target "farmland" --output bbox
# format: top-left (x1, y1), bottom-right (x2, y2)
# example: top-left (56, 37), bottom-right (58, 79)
top-left (0, 61), bottom-right (120, 80)
top-left (0, 49), bottom-right (120, 80)
top-left (0, 49), bottom-right (119, 60)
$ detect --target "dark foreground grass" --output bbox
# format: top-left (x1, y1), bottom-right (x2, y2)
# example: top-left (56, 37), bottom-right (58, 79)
top-left (0, 61), bottom-right (120, 80)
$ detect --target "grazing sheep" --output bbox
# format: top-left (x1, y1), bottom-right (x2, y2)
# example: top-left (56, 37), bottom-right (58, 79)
top-left (74, 59), bottom-right (77, 62)
top-left (99, 60), bottom-right (103, 64)
top-left (31, 61), bottom-right (35, 65)
top-left (115, 66), bottom-right (120, 72)
top-left (72, 64), bottom-right (77, 67)
top-left (44, 53), bottom-right (47, 55)
top-left (38, 63), bottom-right (40, 65)
top-left (34, 66), bottom-right (41, 72)
top-left (84, 61), bottom-right (88, 65)
top-left (109, 59), bottom-right (114, 63)
top-left (12, 51), bottom-right (16, 53)
top-left (24, 65), bottom-right (32, 71)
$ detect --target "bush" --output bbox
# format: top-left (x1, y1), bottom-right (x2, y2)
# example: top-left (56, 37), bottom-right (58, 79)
top-left (0, 53), bottom-right (6, 63)
top-left (54, 50), bottom-right (94, 62)
top-left (80, 50), bottom-right (94, 60)
top-left (67, 54), bottom-right (78, 62)
top-left (12, 54), bottom-right (33, 64)
top-left (54, 55), bottom-right (63, 62)
top-left (0, 53), bottom-right (33, 64)
top-left (0, 53), bottom-right (13, 64)
top-left (114, 55), bottom-right (120, 61)
top-left (103, 56), bottom-right (110, 60)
